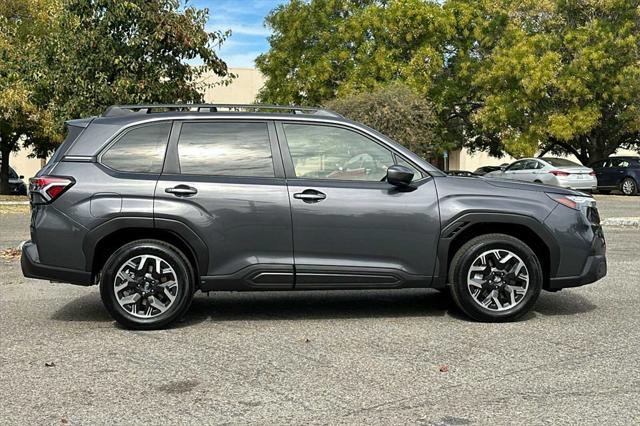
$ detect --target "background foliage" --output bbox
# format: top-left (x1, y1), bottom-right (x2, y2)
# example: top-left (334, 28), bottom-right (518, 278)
top-left (258, 0), bottom-right (640, 165)
top-left (325, 83), bottom-right (439, 158)
top-left (0, 0), bottom-right (230, 194)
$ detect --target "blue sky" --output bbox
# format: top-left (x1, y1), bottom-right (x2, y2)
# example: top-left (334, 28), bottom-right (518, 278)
top-left (190, 0), bottom-right (286, 68)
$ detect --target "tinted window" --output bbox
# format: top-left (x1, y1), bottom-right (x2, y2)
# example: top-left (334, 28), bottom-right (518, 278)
top-left (506, 161), bottom-right (525, 171)
top-left (9, 167), bottom-right (18, 179)
top-left (178, 122), bottom-right (274, 177)
top-left (522, 160), bottom-right (539, 170)
top-left (283, 124), bottom-right (393, 181)
top-left (591, 161), bottom-right (605, 169)
top-left (610, 158), bottom-right (630, 168)
top-left (542, 157), bottom-right (580, 167)
top-left (102, 122), bottom-right (171, 173)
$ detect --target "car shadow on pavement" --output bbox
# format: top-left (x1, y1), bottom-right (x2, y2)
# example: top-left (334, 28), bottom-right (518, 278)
top-left (176, 289), bottom-right (453, 327)
top-left (534, 290), bottom-right (597, 316)
top-left (51, 293), bottom-right (112, 322)
top-left (50, 288), bottom-right (597, 327)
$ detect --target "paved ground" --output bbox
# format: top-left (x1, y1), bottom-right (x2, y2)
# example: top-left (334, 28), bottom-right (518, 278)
top-left (1, 198), bottom-right (639, 425)
top-left (592, 194), bottom-right (640, 220)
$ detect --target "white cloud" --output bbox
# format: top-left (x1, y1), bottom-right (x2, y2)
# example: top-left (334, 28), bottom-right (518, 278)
top-left (207, 23), bottom-right (270, 37)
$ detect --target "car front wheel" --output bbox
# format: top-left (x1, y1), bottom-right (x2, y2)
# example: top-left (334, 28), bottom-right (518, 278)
top-left (449, 234), bottom-right (542, 322)
top-left (100, 239), bottom-right (195, 330)
top-left (621, 177), bottom-right (638, 196)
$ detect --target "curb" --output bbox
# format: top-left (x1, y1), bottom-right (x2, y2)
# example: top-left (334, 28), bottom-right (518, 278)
top-left (0, 201), bottom-right (29, 205)
top-left (601, 217), bottom-right (640, 227)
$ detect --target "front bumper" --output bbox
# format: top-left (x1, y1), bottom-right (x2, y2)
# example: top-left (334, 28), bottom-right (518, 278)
top-left (21, 240), bottom-right (92, 286)
top-left (548, 254), bottom-right (607, 290)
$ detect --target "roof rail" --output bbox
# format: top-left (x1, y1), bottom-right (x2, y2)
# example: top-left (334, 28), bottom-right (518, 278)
top-left (103, 104), bottom-right (342, 118)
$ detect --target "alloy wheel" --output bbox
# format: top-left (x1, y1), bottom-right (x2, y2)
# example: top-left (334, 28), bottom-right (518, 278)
top-left (622, 178), bottom-right (636, 195)
top-left (113, 254), bottom-right (179, 318)
top-left (467, 249), bottom-right (529, 311)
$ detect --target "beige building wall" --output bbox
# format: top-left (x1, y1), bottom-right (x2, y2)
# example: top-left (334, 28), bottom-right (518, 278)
top-left (5, 148), bottom-right (44, 181)
top-left (200, 68), bottom-right (266, 104)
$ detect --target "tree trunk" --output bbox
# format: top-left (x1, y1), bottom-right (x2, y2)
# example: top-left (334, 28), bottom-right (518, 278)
top-left (0, 146), bottom-right (11, 195)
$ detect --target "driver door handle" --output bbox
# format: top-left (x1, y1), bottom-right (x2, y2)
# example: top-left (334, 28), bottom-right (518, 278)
top-left (293, 189), bottom-right (326, 203)
top-left (165, 185), bottom-right (198, 197)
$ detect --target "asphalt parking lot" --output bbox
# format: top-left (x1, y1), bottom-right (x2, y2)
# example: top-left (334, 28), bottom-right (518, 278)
top-left (1, 196), bottom-right (639, 425)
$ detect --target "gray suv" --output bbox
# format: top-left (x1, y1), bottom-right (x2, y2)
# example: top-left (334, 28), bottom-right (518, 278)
top-left (21, 104), bottom-right (607, 329)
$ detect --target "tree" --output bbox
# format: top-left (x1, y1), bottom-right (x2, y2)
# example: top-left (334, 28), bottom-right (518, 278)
top-left (0, 0), bottom-right (61, 194)
top-left (0, 0), bottom-right (232, 194)
top-left (325, 83), bottom-right (439, 158)
top-left (257, 0), bottom-right (640, 165)
top-left (468, 0), bottom-right (640, 164)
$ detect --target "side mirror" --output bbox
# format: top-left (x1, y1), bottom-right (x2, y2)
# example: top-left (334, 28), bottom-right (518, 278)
top-left (386, 165), bottom-right (414, 187)
top-left (19, 175), bottom-right (24, 179)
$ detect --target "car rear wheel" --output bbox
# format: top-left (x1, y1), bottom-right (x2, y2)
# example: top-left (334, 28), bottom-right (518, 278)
top-left (621, 177), bottom-right (638, 196)
top-left (100, 239), bottom-right (194, 330)
top-left (448, 234), bottom-right (542, 322)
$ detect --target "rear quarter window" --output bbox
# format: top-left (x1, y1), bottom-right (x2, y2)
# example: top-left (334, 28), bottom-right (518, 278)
top-left (101, 122), bottom-right (172, 173)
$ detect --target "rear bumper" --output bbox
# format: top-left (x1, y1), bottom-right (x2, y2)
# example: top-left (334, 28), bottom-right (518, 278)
top-left (554, 176), bottom-right (597, 190)
top-left (21, 240), bottom-right (92, 286)
top-left (548, 254), bottom-right (607, 290)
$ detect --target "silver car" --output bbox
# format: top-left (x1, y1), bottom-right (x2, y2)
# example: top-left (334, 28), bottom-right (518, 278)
top-left (486, 157), bottom-right (597, 190)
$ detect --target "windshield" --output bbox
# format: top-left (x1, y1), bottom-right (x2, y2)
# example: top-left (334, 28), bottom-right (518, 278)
top-left (542, 158), bottom-right (580, 167)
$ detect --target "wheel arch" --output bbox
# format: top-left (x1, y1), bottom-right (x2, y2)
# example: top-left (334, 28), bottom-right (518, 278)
top-left (435, 213), bottom-right (559, 290)
top-left (84, 217), bottom-right (208, 285)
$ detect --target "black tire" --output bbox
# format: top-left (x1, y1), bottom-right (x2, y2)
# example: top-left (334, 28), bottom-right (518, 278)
top-left (620, 177), bottom-right (638, 196)
top-left (448, 234), bottom-right (542, 322)
top-left (100, 239), bottom-right (195, 330)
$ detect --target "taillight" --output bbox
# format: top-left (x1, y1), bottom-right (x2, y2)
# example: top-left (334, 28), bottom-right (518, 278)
top-left (549, 170), bottom-right (570, 176)
top-left (589, 171), bottom-right (596, 176)
top-left (29, 176), bottom-right (75, 203)
top-left (546, 193), bottom-right (593, 210)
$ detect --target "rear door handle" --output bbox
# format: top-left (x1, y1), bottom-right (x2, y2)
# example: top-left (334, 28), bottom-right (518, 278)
top-left (165, 185), bottom-right (197, 197)
top-left (293, 189), bottom-right (326, 203)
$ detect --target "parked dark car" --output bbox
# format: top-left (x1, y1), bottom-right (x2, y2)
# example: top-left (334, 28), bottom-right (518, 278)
top-left (446, 170), bottom-right (477, 177)
top-left (0, 162), bottom-right (28, 195)
top-left (474, 165), bottom-right (508, 176)
top-left (590, 156), bottom-right (639, 196)
top-left (22, 104), bottom-right (607, 329)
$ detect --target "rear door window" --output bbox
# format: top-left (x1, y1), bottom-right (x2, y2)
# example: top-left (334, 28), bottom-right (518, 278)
top-left (101, 122), bottom-right (172, 173)
top-left (177, 122), bottom-right (274, 177)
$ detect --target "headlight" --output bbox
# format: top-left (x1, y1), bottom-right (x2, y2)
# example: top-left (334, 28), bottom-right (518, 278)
top-left (546, 193), bottom-right (594, 210)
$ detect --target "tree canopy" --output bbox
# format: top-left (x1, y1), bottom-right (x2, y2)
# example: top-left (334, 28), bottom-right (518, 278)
top-left (257, 0), bottom-right (640, 165)
top-left (325, 83), bottom-right (438, 158)
top-left (0, 0), bottom-right (230, 194)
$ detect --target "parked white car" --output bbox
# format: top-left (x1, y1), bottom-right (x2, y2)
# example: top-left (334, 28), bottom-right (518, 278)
top-left (485, 157), bottom-right (597, 191)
